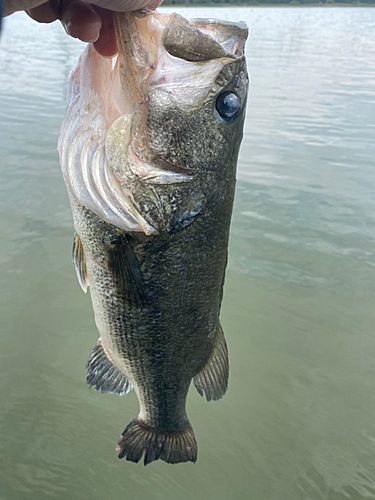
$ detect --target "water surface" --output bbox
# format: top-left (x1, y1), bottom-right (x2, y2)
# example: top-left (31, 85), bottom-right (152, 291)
top-left (1, 7), bottom-right (375, 500)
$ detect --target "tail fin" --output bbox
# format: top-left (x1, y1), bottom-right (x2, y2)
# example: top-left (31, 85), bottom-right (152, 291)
top-left (116, 417), bottom-right (197, 466)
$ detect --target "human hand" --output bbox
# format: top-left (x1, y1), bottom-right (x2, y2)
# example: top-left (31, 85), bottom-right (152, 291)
top-left (3, 0), bottom-right (162, 57)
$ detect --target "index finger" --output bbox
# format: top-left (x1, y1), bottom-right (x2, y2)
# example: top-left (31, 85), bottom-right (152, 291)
top-left (78, 0), bottom-right (162, 11)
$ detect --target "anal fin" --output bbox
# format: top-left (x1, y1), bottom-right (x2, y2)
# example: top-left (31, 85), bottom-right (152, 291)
top-left (193, 323), bottom-right (229, 402)
top-left (86, 338), bottom-right (133, 396)
top-left (72, 232), bottom-right (88, 293)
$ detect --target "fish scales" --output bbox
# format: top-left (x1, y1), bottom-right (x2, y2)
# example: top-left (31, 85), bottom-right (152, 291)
top-left (58, 10), bottom-right (249, 465)
top-left (71, 190), bottom-right (231, 421)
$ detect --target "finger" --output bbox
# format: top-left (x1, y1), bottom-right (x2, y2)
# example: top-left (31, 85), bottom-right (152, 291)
top-left (92, 7), bottom-right (118, 58)
top-left (147, 0), bottom-right (163, 9)
top-left (78, 0), bottom-right (162, 11)
top-left (27, 0), bottom-right (60, 23)
top-left (61, 0), bottom-right (102, 43)
top-left (4, 0), bottom-right (47, 16)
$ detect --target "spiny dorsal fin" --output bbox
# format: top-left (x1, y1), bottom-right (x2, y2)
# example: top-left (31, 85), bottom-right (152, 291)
top-left (106, 234), bottom-right (148, 308)
top-left (193, 323), bottom-right (229, 402)
top-left (86, 338), bottom-right (133, 396)
top-left (72, 232), bottom-right (88, 293)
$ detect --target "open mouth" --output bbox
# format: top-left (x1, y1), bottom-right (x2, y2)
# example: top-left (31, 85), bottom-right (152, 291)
top-left (114, 11), bottom-right (248, 114)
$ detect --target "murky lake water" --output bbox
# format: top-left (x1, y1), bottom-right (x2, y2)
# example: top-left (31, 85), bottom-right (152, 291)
top-left (1, 6), bottom-right (375, 499)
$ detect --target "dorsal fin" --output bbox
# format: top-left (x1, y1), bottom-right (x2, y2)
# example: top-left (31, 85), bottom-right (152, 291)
top-left (193, 323), bottom-right (229, 402)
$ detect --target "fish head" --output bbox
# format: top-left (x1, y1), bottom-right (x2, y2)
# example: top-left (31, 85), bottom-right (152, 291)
top-left (109, 11), bottom-right (249, 232)
top-left (58, 11), bottom-right (249, 234)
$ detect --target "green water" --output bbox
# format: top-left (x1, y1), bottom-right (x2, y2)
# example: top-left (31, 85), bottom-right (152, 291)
top-left (1, 7), bottom-right (375, 499)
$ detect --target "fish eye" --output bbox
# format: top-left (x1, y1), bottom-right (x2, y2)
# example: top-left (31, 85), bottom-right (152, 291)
top-left (215, 92), bottom-right (241, 121)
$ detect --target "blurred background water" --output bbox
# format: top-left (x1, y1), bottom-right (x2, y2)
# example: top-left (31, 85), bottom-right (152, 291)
top-left (1, 6), bottom-right (375, 500)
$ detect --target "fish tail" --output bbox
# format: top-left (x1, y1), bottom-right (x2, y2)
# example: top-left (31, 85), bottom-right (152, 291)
top-left (116, 417), bottom-right (197, 466)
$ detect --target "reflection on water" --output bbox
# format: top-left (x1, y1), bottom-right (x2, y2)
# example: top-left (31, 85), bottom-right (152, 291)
top-left (1, 7), bottom-right (375, 500)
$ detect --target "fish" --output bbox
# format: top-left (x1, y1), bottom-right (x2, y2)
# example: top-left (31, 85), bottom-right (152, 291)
top-left (57, 10), bottom-right (248, 466)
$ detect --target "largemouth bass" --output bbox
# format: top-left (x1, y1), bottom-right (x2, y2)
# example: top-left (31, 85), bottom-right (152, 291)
top-left (58, 10), bottom-right (248, 465)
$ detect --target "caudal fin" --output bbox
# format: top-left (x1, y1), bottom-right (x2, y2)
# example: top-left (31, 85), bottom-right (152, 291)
top-left (116, 417), bottom-right (197, 466)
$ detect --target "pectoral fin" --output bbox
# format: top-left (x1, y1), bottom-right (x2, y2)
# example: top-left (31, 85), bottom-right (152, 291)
top-left (193, 323), bottom-right (229, 402)
top-left (86, 338), bottom-right (133, 396)
top-left (106, 234), bottom-right (148, 308)
top-left (72, 233), bottom-right (88, 293)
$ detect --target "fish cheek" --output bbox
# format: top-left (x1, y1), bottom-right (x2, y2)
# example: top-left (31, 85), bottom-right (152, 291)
top-left (145, 92), bottom-right (233, 173)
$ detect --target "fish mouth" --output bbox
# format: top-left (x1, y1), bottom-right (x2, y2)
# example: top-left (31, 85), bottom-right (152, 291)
top-left (114, 11), bottom-right (248, 117)
top-left (113, 11), bottom-right (248, 172)
top-left (58, 11), bottom-right (248, 235)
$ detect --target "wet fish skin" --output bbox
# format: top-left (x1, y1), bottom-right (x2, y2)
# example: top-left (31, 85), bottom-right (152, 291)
top-left (58, 11), bottom-right (248, 465)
